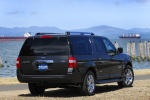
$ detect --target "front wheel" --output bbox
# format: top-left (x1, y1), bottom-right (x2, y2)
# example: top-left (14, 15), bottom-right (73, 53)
top-left (81, 71), bottom-right (95, 96)
top-left (28, 83), bottom-right (45, 95)
top-left (118, 65), bottom-right (134, 87)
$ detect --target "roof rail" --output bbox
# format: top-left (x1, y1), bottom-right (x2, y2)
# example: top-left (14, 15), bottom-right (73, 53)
top-left (35, 32), bottom-right (95, 36)
top-left (35, 33), bottom-right (64, 36)
top-left (65, 31), bottom-right (94, 35)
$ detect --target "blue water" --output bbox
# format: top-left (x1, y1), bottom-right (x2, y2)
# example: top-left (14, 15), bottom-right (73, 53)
top-left (0, 41), bottom-right (24, 77)
top-left (0, 39), bottom-right (150, 77)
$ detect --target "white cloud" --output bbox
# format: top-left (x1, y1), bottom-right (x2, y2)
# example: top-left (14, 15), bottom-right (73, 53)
top-left (7, 10), bottom-right (24, 14)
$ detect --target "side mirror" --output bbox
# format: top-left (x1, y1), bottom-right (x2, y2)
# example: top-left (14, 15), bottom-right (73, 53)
top-left (118, 47), bottom-right (123, 53)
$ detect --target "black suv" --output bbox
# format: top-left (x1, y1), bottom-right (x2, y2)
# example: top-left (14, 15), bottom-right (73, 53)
top-left (16, 32), bottom-right (134, 96)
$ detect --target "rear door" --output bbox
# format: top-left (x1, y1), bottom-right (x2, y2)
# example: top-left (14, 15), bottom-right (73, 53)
top-left (92, 37), bottom-right (111, 80)
top-left (19, 36), bottom-right (70, 75)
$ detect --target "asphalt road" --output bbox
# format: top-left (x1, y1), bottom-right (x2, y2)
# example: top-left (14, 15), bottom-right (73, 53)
top-left (0, 74), bottom-right (149, 92)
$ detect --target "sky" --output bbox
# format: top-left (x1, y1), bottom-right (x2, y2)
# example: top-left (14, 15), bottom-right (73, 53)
top-left (0, 0), bottom-right (150, 30)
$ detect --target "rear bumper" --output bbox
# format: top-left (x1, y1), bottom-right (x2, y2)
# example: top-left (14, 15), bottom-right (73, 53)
top-left (17, 69), bottom-right (84, 84)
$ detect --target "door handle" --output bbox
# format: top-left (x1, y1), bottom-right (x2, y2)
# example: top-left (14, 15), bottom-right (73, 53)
top-left (22, 61), bottom-right (30, 63)
top-left (111, 57), bottom-right (114, 60)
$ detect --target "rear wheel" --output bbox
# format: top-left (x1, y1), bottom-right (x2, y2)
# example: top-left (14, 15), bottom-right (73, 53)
top-left (28, 83), bottom-right (45, 95)
top-left (81, 71), bottom-right (95, 96)
top-left (118, 65), bottom-right (134, 87)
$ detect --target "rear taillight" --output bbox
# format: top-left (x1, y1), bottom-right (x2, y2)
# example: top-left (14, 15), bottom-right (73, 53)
top-left (68, 57), bottom-right (77, 68)
top-left (16, 57), bottom-right (20, 68)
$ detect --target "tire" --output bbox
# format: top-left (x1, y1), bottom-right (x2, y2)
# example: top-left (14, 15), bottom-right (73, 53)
top-left (118, 65), bottom-right (134, 87)
top-left (28, 83), bottom-right (45, 95)
top-left (81, 71), bottom-right (95, 96)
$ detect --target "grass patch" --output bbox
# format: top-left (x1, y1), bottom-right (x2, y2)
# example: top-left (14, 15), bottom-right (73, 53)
top-left (134, 69), bottom-right (150, 76)
top-left (0, 77), bottom-right (19, 85)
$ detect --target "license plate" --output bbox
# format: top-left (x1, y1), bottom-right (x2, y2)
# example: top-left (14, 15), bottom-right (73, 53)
top-left (38, 64), bottom-right (48, 70)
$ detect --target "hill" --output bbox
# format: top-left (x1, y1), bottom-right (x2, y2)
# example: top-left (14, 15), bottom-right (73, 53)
top-left (0, 25), bottom-right (150, 39)
top-left (0, 26), bottom-right (65, 36)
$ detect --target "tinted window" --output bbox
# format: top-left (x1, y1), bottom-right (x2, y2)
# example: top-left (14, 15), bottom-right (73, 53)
top-left (69, 37), bottom-right (92, 55)
top-left (93, 37), bottom-right (106, 54)
top-left (19, 37), bottom-right (69, 56)
top-left (102, 38), bottom-right (116, 53)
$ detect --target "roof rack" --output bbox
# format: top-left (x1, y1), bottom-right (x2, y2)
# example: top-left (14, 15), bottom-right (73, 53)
top-left (35, 31), bottom-right (95, 36)
top-left (65, 31), bottom-right (94, 35)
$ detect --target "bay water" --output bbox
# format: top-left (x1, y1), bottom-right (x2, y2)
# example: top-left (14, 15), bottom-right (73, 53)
top-left (0, 39), bottom-right (150, 77)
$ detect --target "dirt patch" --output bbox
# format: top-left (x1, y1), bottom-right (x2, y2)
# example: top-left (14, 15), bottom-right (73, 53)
top-left (0, 80), bottom-right (150, 100)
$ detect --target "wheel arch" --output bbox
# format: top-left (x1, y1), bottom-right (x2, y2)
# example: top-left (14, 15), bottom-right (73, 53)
top-left (85, 67), bottom-right (97, 80)
top-left (126, 62), bottom-right (132, 68)
top-left (82, 61), bottom-right (98, 80)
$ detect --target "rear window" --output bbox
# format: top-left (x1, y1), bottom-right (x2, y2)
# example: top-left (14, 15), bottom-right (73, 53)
top-left (19, 37), bottom-right (69, 56)
top-left (69, 37), bottom-right (92, 55)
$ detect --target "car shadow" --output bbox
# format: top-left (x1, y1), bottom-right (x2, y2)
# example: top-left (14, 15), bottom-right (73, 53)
top-left (19, 85), bottom-right (123, 97)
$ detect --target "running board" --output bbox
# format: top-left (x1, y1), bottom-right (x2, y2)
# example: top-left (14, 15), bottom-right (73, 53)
top-left (96, 78), bottom-right (123, 84)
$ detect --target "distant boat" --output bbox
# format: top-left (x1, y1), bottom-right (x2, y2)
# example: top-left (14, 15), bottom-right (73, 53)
top-left (0, 32), bottom-right (31, 41)
top-left (119, 34), bottom-right (141, 39)
top-left (24, 32), bottom-right (31, 37)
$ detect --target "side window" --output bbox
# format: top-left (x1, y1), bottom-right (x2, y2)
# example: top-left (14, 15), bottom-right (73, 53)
top-left (69, 37), bottom-right (92, 55)
top-left (93, 37), bottom-right (106, 54)
top-left (102, 38), bottom-right (116, 53)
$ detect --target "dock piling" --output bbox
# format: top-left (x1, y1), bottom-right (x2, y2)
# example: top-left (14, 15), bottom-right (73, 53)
top-left (115, 41), bottom-right (150, 62)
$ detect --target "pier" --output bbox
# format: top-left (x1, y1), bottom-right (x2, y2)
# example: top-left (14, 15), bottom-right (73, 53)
top-left (114, 41), bottom-right (150, 62)
top-left (0, 56), bottom-right (4, 67)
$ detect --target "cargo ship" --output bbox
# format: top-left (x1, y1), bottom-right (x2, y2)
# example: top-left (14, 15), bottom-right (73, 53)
top-left (0, 32), bottom-right (31, 41)
top-left (119, 34), bottom-right (141, 39)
